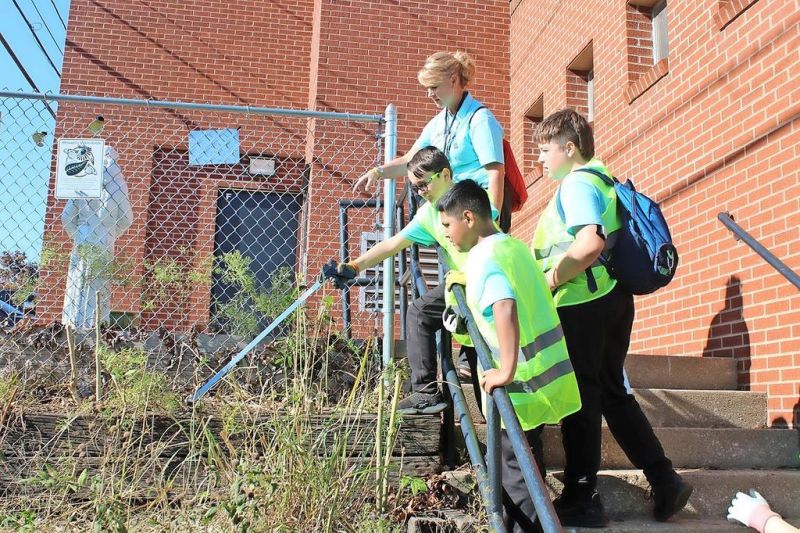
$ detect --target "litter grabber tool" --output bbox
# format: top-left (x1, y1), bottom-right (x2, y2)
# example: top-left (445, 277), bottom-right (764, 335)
top-left (190, 260), bottom-right (355, 402)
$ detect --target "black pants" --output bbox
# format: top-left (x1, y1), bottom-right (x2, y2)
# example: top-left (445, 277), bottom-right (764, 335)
top-left (406, 283), bottom-right (482, 402)
top-left (501, 426), bottom-right (545, 533)
top-left (557, 285), bottom-right (673, 489)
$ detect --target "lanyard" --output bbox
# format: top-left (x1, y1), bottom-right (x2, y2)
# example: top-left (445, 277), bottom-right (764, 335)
top-left (443, 92), bottom-right (469, 156)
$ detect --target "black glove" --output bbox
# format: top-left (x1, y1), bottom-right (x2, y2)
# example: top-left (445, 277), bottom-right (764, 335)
top-left (322, 259), bottom-right (356, 289)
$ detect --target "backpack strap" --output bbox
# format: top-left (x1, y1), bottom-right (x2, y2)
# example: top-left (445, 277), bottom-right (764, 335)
top-left (572, 167), bottom-right (616, 293)
top-left (575, 167), bottom-right (616, 186)
top-left (467, 105), bottom-right (488, 131)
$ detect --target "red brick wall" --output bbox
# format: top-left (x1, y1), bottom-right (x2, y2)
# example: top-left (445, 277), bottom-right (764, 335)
top-left (510, 0), bottom-right (800, 425)
top-left (46, 1), bottom-right (510, 339)
top-left (306, 0), bottom-right (510, 337)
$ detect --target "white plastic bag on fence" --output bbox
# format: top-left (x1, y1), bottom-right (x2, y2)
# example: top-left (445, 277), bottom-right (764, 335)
top-left (61, 145), bottom-right (133, 329)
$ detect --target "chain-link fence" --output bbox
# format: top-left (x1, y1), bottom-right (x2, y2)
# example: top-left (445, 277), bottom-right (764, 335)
top-left (0, 90), bottom-right (393, 396)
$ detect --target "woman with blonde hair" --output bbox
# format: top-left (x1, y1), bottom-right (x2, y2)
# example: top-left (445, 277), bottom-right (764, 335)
top-left (349, 51), bottom-right (507, 419)
top-left (354, 50), bottom-right (509, 230)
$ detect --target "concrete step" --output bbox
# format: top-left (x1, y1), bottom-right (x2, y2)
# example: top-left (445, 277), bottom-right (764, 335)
top-left (465, 425), bottom-right (799, 469)
top-left (410, 515), bottom-right (800, 533)
top-left (625, 354), bottom-right (738, 391)
top-left (633, 388), bottom-right (766, 428)
top-left (569, 518), bottom-right (800, 533)
top-left (542, 426), bottom-right (800, 470)
top-left (457, 385), bottom-right (767, 428)
top-left (546, 469), bottom-right (800, 521)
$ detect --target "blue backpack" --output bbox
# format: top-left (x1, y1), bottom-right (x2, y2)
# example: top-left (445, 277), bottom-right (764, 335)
top-left (577, 168), bottom-right (678, 295)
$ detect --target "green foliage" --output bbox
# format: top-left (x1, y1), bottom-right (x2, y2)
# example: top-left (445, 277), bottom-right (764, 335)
top-left (0, 509), bottom-right (37, 531)
top-left (400, 475), bottom-right (428, 497)
top-left (24, 463), bottom-right (89, 495)
top-left (141, 251), bottom-right (213, 313)
top-left (101, 346), bottom-right (180, 415)
top-left (91, 474), bottom-right (127, 533)
top-left (213, 251), bottom-right (299, 338)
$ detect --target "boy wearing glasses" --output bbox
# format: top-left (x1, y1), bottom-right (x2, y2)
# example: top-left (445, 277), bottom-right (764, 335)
top-left (334, 146), bottom-right (495, 413)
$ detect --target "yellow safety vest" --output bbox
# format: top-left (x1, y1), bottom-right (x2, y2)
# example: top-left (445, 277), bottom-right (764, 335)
top-left (465, 234), bottom-right (581, 430)
top-left (531, 160), bottom-right (621, 307)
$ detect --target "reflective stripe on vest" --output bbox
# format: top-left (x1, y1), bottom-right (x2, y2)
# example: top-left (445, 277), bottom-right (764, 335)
top-left (506, 358), bottom-right (574, 394)
top-left (520, 323), bottom-right (564, 361)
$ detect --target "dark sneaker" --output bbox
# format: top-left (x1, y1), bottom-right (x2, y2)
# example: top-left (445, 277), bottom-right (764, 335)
top-left (652, 473), bottom-right (693, 522)
top-left (554, 489), bottom-right (609, 528)
top-left (396, 390), bottom-right (447, 414)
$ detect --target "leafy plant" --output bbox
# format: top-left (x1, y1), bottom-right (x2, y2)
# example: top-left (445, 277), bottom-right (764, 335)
top-left (212, 251), bottom-right (299, 338)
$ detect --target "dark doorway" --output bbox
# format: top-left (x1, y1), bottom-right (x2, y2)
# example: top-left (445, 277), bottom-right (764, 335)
top-left (211, 189), bottom-right (302, 336)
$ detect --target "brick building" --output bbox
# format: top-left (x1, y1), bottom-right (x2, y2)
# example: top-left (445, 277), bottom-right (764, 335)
top-left (508, 0), bottom-right (799, 425)
top-left (40, 0), bottom-right (797, 425)
top-left (38, 1), bottom-right (509, 334)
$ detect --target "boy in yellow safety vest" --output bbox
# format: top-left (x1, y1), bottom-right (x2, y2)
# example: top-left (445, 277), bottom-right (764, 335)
top-left (437, 178), bottom-right (581, 532)
top-left (531, 109), bottom-right (692, 527)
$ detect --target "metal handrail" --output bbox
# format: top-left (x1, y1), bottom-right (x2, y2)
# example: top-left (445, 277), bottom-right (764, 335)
top-left (718, 212), bottom-right (800, 289)
top-left (0, 90), bottom-right (385, 122)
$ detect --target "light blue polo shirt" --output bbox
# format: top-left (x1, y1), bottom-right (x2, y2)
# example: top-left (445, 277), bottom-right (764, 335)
top-left (468, 233), bottom-right (516, 321)
top-left (411, 92), bottom-right (504, 189)
top-left (557, 158), bottom-right (611, 236)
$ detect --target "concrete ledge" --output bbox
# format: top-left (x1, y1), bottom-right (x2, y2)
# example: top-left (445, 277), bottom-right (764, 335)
top-left (633, 389), bottom-right (766, 428)
top-left (571, 517), bottom-right (800, 533)
top-left (458, 386), bottom-right (767, 429)
top-left (546, 469), bottom-right (800, 520)
top-left (542, 426), bottom-right (800, 470)
top-left (625, 354), bottom-right (738, 391)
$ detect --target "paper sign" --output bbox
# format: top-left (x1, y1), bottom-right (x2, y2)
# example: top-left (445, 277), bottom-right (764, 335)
top-left (189, 128), bottom-right (240, 166)
top-left (55, 138), bottom-right (105, 199)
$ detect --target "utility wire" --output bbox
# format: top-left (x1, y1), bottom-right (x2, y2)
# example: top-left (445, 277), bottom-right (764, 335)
top-left (48, 0), bottom-right (67, 31)
top-left (0, 34), bottom-right (57, 119)
top-left (27, 0), bottom-right (65, 56)
top-left (10, 0), bottom-right (61, 77)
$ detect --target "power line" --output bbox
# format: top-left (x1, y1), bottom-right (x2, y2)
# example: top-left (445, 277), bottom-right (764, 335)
top-left (48, 0), bottom-right (67, 31)
top-left (0, 34), bottom-right (57, 119)
top-left (27, 0), bottom-right (65, 56)
top-left (10, 0), bottom-right (61, 78)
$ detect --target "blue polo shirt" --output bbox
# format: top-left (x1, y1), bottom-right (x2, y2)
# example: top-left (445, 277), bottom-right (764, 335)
top-left (411, 92), bottom-right (504, 188)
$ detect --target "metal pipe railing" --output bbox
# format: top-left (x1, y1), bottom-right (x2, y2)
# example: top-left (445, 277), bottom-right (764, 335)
top-left (338, 199), bottom-right (384, 337)
top-left (407, 249), bottom-right (505, 532)
top-left (448, 281), bottom-right (562, 533)
top-left (718, 212), bottom-right (800, 289)
top-left (0, 90), bottom-right (385, 122)
top-left (381, 104), bottom-right (398, 371)
top-left (441, 345), bottom-right (506, 531)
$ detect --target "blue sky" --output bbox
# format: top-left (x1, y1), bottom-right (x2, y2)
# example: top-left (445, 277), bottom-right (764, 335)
top-left (1, 0), bottom-right (71, 261)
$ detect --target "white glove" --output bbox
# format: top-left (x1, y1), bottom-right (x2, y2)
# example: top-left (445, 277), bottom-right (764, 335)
top-left (727, 490), bottom-right (779, 532)
top-left (442, 306), bottom-right (467, 335)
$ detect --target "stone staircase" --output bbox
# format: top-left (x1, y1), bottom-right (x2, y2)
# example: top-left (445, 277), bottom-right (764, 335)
top-left (444, 354), bottom-right (800, 532)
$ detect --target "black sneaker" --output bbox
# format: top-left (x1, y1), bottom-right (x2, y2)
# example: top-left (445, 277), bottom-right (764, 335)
top-left (553, 489), bottom-right (609, 528)
top-left (396, 390), bottom-right (447, 414)
top-left (652, 472), bottom-right (693, 522)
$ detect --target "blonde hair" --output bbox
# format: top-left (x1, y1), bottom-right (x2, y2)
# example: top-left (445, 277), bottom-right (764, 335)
top-left (417, 51), bottom-right (476, 88)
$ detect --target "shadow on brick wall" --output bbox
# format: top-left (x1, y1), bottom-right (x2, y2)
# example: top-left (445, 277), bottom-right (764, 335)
top-left (702, 275), bottom-right (752, 388)
top-left (771, 389), bottom-right (799, 433)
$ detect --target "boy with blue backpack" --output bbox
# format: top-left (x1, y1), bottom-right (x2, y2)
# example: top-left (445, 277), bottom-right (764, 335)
top-left (531, 109), bottom-right (691, 527)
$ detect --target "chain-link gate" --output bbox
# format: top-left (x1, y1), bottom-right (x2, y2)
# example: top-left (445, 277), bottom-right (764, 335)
top-left (0, 89), bottom-right (394, 396)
